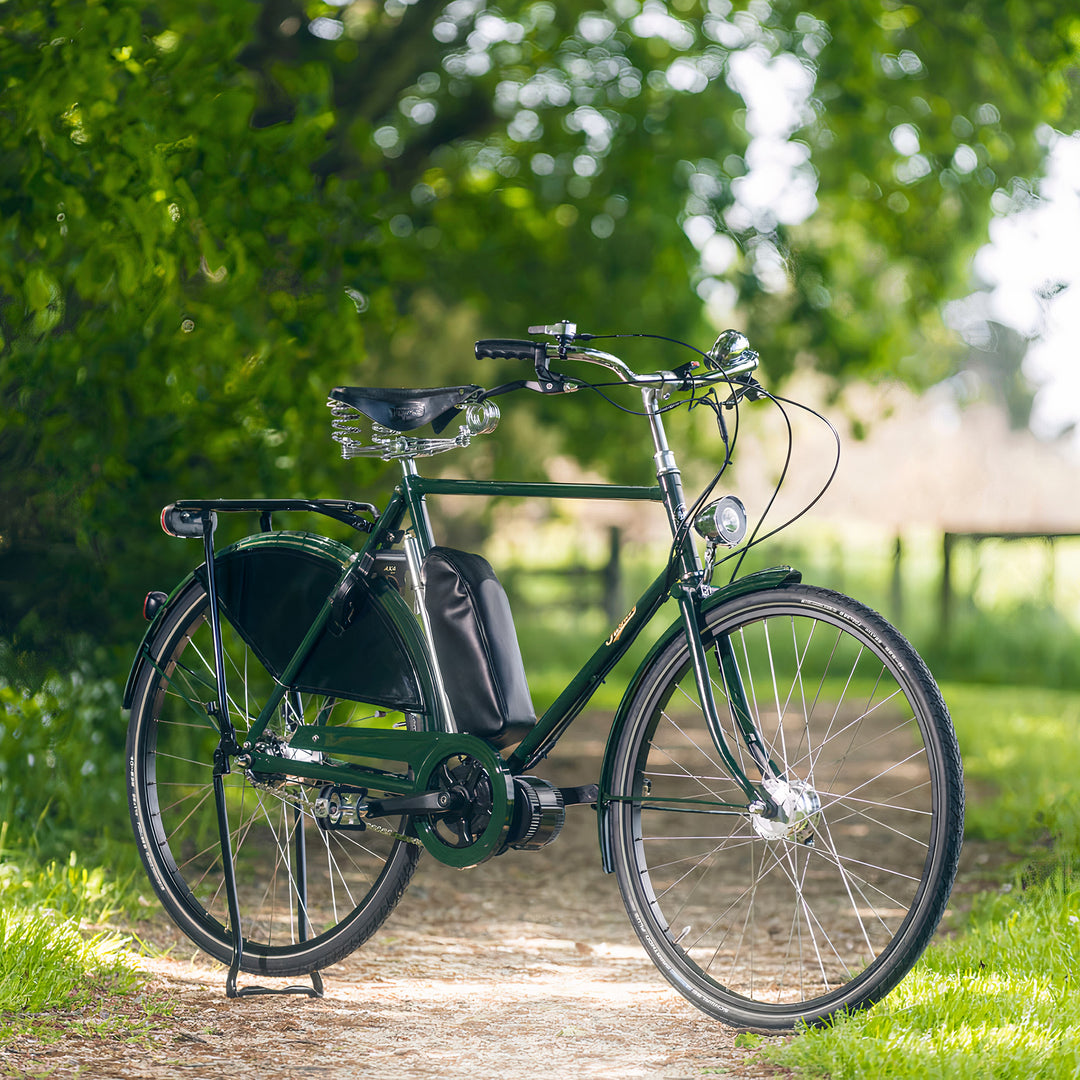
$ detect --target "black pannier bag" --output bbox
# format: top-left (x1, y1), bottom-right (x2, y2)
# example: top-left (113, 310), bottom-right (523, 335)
top-left (420, 547), bottom-right (537, 748)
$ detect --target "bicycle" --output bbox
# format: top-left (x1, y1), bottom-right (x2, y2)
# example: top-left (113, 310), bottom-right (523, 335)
top-left (124, 321), bottom-right (963, 1030)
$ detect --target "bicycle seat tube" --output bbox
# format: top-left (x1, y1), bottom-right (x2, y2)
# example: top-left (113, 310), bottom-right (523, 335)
top-left (399, 457), bottom-right (458, 733)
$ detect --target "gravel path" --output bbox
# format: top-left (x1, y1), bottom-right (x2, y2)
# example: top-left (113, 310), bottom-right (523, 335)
top-left (3, 710), bottom-right (988, 1079)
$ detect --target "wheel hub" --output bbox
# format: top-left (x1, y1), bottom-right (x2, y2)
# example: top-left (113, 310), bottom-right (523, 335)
top-left (750, 777), bottom-right (821, 841)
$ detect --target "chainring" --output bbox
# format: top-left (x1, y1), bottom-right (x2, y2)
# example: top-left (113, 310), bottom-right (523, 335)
top-left (412, 748), bottom-right (514, 868)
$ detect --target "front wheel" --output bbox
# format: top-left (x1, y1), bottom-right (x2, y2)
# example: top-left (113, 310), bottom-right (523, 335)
top-left (608, 585), bottom-right (963, 1030)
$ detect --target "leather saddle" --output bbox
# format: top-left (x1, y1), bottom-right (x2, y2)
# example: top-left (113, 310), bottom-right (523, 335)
top-left (328, 385), bottom-right (482, 434)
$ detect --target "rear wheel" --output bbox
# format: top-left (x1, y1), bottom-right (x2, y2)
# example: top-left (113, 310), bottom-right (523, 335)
top-left (608, 585), bottom-right (963, 1029)
top-left (127, 579), bottom-right (425, 976)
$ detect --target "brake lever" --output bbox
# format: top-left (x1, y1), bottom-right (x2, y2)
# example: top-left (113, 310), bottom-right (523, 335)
top-left (721, 375), bottom-right (767, 407)
top-left (524, 377), bottom-right (577, 395)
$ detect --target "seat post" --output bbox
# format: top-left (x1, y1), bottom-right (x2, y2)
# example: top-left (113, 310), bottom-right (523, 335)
top-left (399, 458), bottom-right (458, 734)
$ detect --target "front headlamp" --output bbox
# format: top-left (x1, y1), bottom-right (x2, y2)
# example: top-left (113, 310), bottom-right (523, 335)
top-left (693, 495), bottom-right (747, 547)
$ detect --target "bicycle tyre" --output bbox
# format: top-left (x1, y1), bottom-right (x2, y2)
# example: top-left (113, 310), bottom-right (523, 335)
top-left (608, 584), bottom-right (963, 1029)
top-left (127, 578), bottom-right (425, 975)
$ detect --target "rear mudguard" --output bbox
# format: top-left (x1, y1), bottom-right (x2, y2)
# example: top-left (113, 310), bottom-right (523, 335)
top-left (596, 566), bottom-right (802, 873)
top-left (123, 531), bottom-right (433, 715)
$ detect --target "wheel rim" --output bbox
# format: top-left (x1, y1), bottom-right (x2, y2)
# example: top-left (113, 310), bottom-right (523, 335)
top-left (614, 595), bottom-right (955, 1020)
top-left (130, 588), bottom-right (420, 969)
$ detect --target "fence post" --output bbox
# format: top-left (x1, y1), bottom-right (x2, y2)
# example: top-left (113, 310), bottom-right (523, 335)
top-left (603, 526), bottom-right (623, 624)
top-left (940, 532), bottom-right (954, 633)
top-left (890, 534), bottom-right (903, 624)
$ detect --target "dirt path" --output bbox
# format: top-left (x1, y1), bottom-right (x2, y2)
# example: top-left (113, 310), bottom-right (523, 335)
top-left (2, 712), bottom-right (991, 1079)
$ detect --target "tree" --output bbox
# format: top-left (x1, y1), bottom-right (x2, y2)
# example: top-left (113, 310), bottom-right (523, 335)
top-left (1, 0), bottom-right (1077, 675)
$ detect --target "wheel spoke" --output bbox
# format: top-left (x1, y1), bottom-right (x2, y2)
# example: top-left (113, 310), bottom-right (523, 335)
top-left (128, 581), bottom-right (423, 976)
top-left (612, 586), bottom-right (962, 1027)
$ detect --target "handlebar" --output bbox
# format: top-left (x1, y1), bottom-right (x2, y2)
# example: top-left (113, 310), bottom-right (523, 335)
top-left (473, 332), bottom-right (760, 392)
top-left (474, 339), bottom-right (545, 363)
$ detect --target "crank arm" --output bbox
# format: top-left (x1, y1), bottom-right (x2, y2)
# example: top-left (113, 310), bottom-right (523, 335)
top-left (365, 790), bottom-right (465, 817)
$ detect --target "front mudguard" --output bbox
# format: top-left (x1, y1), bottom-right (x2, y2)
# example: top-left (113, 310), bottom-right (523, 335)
top-left (596, 566), bottom-right (802, 873)
top-left (124, 531), bottom-right (433, 716)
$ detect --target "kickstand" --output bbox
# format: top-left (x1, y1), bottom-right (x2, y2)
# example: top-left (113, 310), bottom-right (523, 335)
top-left (202, 516), bottom-right (325, 1002)
top-left (213, 742), bottom-right (325, 1001)
top-left (225, 962), bottom-right (324, 1000)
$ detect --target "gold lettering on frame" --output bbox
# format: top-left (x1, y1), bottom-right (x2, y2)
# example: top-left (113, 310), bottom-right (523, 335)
top-left (605, 606), bottom-right (637, 647)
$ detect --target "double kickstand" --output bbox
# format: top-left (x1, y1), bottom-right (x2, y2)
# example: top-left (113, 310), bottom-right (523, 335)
top-left (211, 741), bottom-right (324, 999)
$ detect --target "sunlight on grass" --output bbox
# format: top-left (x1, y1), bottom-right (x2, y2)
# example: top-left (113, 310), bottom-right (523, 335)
top-left (772, 907), bottom-right (1080, 1079)
top-left (0, 908), bottom-right (135, 1013)
top-left (767, 683), bottom-right (1080, 1079)
top-left (945, 683), bottom-right (1080, 846)
top-left (0, 829), bottom-right (147, 1035)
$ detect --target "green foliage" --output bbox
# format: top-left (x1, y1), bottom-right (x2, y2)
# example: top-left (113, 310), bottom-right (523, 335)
top-left (1, 0), bottom-right (1078, 675)
top-left (0, 649), bottom-right (133, 859)
top-left (928, 603), bottom-right (1080, 689)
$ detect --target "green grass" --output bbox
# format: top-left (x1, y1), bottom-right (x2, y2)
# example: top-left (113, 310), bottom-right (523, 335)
top-left (768, 865), bottom-right (1080, 1079)
top-left (0, 827), bottom-right (153, 1039)
top-left (946, 684), bottom-right (1080, 844)
top-left (763, 682), bottom-right (1080, 1079)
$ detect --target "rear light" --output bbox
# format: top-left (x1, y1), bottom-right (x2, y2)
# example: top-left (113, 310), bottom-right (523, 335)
top-left (143, 591), bottom-right (167, 621)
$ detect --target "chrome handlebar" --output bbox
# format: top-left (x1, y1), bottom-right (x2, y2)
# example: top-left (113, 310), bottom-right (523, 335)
top-left (523, 321), bottom-right (760, 391)
top-left (557, 344), bottom-right (759, 389)
top-left (477, 324), bottom-right (760, 393)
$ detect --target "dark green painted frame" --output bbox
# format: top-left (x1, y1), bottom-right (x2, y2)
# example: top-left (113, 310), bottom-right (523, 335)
top-left (133, 479), bottom-right (801, 870)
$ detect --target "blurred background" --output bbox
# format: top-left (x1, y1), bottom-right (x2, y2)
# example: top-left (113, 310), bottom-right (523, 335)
top-left (2, 0), bottom-right (1079, 862)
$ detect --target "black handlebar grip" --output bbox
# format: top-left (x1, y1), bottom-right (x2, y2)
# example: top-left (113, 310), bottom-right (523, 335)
top-left (474, 338), bottom-right (543, 362)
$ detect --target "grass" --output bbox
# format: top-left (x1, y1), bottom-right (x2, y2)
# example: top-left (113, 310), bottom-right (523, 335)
top-left (768, 865), bottom-right (1080, 1079)
top-left (0, 826), bottom-right (154, 1040)
top-left (762, 682), bottom-right (1080, 1079)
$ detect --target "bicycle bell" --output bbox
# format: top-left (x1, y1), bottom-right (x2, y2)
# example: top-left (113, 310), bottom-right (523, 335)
top-left (705, 329), bottom-right (750, 370)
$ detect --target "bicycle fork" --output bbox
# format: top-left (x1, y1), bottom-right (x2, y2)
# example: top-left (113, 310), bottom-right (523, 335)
top-left (674, 588), bottom-right (782, 802)
top-left (678, 588), bottom-right (823, 840)
top-left (642, 386), bottom-right (783, 820)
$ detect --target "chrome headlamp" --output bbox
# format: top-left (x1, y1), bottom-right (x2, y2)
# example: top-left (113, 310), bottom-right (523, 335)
top-left (693, 495), bottom-right (747, 547)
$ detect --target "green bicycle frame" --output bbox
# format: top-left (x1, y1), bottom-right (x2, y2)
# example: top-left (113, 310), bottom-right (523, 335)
top-left (145, 385), bottom-right (793, 851)
top-left (227, 478), bottom-right (774, 807)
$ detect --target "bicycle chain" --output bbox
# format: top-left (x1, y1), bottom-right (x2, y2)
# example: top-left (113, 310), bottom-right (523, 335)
top-left (363, 820), bottom-right (423, 847)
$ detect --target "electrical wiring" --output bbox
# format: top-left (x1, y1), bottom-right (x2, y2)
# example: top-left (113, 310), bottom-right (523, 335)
top-left (719, 390), bottom-right (841, 582)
